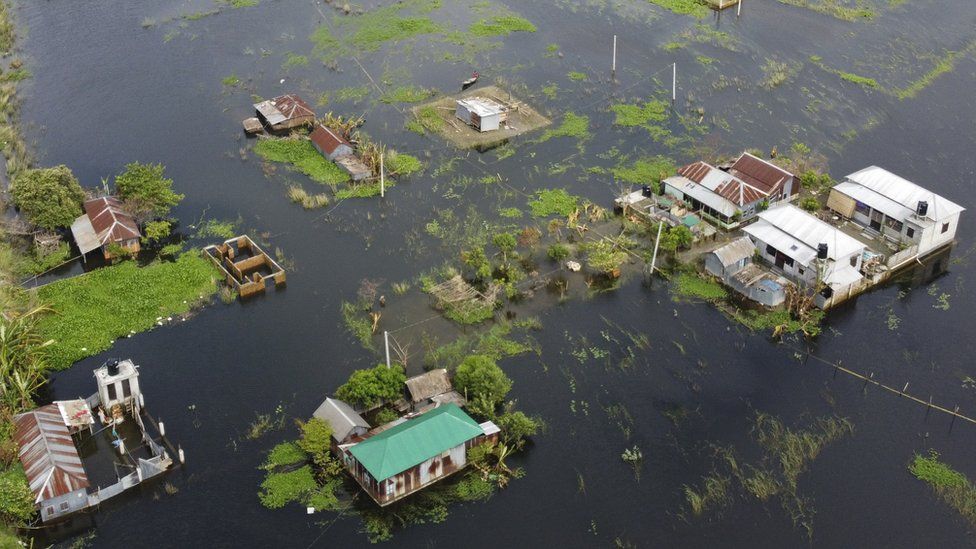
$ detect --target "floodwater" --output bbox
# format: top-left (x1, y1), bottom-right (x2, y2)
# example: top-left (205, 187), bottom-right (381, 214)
top-left (13, 0), bottom-right (976, 546)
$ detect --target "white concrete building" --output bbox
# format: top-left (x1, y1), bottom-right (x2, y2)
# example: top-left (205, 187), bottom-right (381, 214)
top-left (743, 204), bottom-right (866, 294)
top-left (827, 166), bottom-right (965, 257)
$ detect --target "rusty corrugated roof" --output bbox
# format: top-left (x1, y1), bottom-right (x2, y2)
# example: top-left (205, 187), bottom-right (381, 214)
top-left (255, 94), bottom-right (315, 126)
top-left (309, 124), bottom-right (350, 155)
top-left (678, 161), bottom-right (768, 206)
top-left (729, 152), bottom-right (793, 195)
top-left (14, 404), bottom-right (89, 503)
top-left (83, 197), bottom-right (141, 245)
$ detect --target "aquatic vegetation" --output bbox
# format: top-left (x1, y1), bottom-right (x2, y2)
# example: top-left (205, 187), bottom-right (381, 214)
top-left (775, 0), bottom-right (874, 21)
top-left (311, 0), bottom-right (444, 61)
top-left (424, 322), bottom-right (536, 370)
top-left (258, 465), bottom-right (318, 509)
top-left (649, 0), bottom-right (710, 18)
top-left (35, 253), bottom-right (219, 369)
top-left (621, 445), bottom-right (644, 480)
top-left (333, 85), bottom-right (371, 103)
top-left (499, 207), bottom-right (522, 219)
top-left (380, 85), bottom-right (434, 104)
top-left (541, 83), bottom-right (558, 100)
top-left (663, 23), bottom-right (739, 52)
top-left (220, 0), bottom-right (259, 7)
top-left (194, 218), bottom-right (238, 240)
top-left (221, 74), bottom-right (241, 87)
top-left (760, 58), bottom-right (802, 90)
top-left (13, 242), bottom-right (72, 276)
top-left (287, 186), bottom-right (330, 209)
top-left (567, 71), bottom-right (588, 82)
top-left (610, 101), bottom-right (673, 141)
top-left (340, 300), bottom-right (376, 350)
top-left (809, 56), bottom-right (878, 88)
top-left (254, 137), bottom-right (349, 186)
top-left (536, 112), bottom-right (590, 143)
top-left (673, 273), bottom-right (727, 301)
top-left (895, 41), bottom-right (976, 100)
top-left (262, 442), bottom-right (308, 470)
top-left (683, 472), bottom-right (732, 516)
top-left (528, 189), bottom-right (580, 218)
top-left (469, 15), bottom-right (536, 37)
top-left (547, 243), bottom-right (570, 261)
top-left (282, 52), bottom-right (309, 71)
top-left (386, 152), bottom-right (423, 176)
top-left (611, 156), bottom-right (675, 188)
top-left (0, 465), bottom-right (34, 522)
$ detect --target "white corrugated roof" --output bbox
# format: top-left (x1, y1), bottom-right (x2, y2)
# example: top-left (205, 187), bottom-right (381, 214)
top-left (664, 175), bottom-right (738, 217)
top-left (70, 214), bottom-right (101, 255)
top-left (825, 265), bottom-right (863, 287)
top-left (832, 181), bottom-right (916, 222)
top-left (744, 204), bottom-right (865, 266)
top-left (313, 397), bottom-right (370, 442)
top-left (844, 166), bottom-right (965, 221)
top-left (254, 100), bottom-right (287, 125)
top-left (710, 236), bottom-right (755, 267)
top-left (457, 97), bottom-right (505, 117)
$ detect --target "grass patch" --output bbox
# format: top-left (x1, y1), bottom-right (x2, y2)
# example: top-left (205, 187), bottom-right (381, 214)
top-left (775, 0), bottom-right (873, 21)
top-left (221, 74), bottom-right (241, 87)
top-left (567, 71), bottom-right (588, 82)
top-left (282, 53), bottom-right (309, 71)
top-left (287, 186), bottom-right (330, 209)
top-left (528, 189), bottom-right (580, 218)
top-left (809, 56), bottom-right (878, 88)
top-left (254, 138), bottom-right (350, 186)
top-left (311, 0), bottom-right (445, 62)
top-left (195, 219), bottom-right (238, 240)
top-left (673, 273), bottom-right (727, 301)
top-left (649, 0), bottom-right (710, 18)
top-left (35, 253), bottom-right (219, 369)
top-left (610, 100), bottom-right (672, 141)
top-left (381, 85), bottom-right (434, 104)
top-left (469, 15), bottom-right (536, 37)
top-left (424, 321), bottom-right (536, 370)
top-left (15, 242), bottom-right (72, 277)
top-left (760, 58), bottom-right (802, 90)
top-left (407, 105), bottom-right (445, 134)
top-left (258, 465), bottom-right (318, 509)
top-left (334, 85), bottom-right (371, 103)
top-left (341, 300), bottom-right (375, 350)
top-left (386, 152), bottom-right (422, 176)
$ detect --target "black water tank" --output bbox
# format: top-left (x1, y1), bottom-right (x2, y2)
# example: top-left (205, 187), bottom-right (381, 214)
top-left (642, 185), bottom-right (652, 197)
top-left (917, 201), bottom-right (928, 217)
top-left (821, 286), bottom-right (834, 298)
top-left (817, 243), bottom-right (828, 260)
top-left (106, 359), bottom-right (120, 376)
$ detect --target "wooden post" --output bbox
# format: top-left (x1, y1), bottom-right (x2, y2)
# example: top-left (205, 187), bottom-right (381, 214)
top-left (611, 35), bottom-right (617, 76)
top-left (672, 63), bottom-right (677, 103)
top-left (384, 331), bottom-right (391, 369)
top-left (650, 221), bottom-right (664, 275)
top-left (380, 152), bottom-right (385, 198)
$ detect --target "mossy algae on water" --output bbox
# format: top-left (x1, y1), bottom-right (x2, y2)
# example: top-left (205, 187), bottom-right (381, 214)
top-left (254, 138), bottom-right (350, 187)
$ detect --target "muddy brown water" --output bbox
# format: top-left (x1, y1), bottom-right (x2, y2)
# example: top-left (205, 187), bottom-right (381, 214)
top-left (14, 0), bottom-right (976, 546)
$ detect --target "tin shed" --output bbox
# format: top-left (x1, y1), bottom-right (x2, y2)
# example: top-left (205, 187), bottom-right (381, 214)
top-left (455, 97), bottom-right (507, 132)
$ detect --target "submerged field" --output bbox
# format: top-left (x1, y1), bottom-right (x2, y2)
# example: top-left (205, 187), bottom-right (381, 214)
top-left (11, 0), bottom-right (976, 546)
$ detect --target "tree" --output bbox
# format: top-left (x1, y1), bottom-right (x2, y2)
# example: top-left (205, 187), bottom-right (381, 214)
top-left (141, 219), bottom-right (172, 246)
top-left (10, 165), bottom-right (85, 230)
top-left (114, 162), bottom-right (183, 220)
top-left (461, 247), bottom-right (492, 281)
top-left (492, 232), bottom-right (517, 266)
top-left (496, 409), bottom-right (541, 449)
top-left (585, 240), bottom-right (628, 275)
top-left (659, 226), bottom-right (694, 253)
top-left (335, 364), bottom-right (405, 409)
top-left (296, 417), bottom-right (340, 473)
top-left (454, 355), bottom-right (512, 416)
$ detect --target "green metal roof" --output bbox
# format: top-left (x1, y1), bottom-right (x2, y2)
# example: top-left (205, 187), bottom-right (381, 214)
top-left (348, 404), bottom-right (484, 481)
top-left (682, 214), bottom-right (701, 228)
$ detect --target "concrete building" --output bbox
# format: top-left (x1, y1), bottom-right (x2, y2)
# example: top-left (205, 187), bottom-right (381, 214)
top-left (827, 166), bottom-right (965, 257)
top-left (743, 204), bottom-right (866, 296)
top-left (455, 97), bottom-right (507, 132)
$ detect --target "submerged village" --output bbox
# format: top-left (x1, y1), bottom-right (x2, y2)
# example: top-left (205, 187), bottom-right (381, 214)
top-left (0, 0), bottom-right (975, 546)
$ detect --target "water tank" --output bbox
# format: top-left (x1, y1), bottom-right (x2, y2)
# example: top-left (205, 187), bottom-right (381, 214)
top-left (641, 185), bottom-right (652, 197)
top-left (817, 243), bottom-right (828, 260)
top-left (917, 201), bottom-right (928, 217)
top-left (106, 359), bottom-right (120, 376)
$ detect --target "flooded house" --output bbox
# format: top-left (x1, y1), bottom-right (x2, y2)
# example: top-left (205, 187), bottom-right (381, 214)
top-left (743, 204), bottom-right (866, 301)
top-left (340, 403), bottom-right (498, 506)
top-left (308, 123), bottom-right (372, 181)
top-left (70, 196), bottom-right (141, 260)
top-left (13, 359), bottom-right (178, 523)
top-left (404, 369), bottom-right (466, 412)
top-left (455, 97), bottom-right (507, 132)
top-left (203, 235), bottom-right (287, 298)
top-left (251, 94), bottom-right (316, 132)
top-left (313, 397), bottom-right (370, 450)
top-left (705, 236), bottom-right (789, 307)
top-left (827, 166), bottom-right (965, 259)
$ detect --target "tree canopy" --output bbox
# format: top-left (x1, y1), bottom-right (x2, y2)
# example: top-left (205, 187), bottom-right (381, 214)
top-left (10, 165), bottom-right (85, 230)
top-left (335, 364), bottom-right (405, 409)
top-left (454, 355), bottom-right (512, 416)
top-left (114, 162), bottom-right (183, 220)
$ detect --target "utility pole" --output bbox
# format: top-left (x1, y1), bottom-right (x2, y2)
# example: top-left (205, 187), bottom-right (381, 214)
top-left (650, 221), bottom-right (664, 275)
top-left (737, 0), bottom-right (742, 17)
top-left (672, 63), bottom-right (677, 103)
top-left (379, 151), bottom-right (385, 198)
top-left (384, 331), bottom-right (391, 369)
top-left (611, 34), bottom-right (617, 77)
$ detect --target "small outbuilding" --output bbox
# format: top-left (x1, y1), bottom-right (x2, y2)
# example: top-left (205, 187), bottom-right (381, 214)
top-left (404, 369), bottom-right (466, 412)
top-left (253, 94), bottom-right (316, 132)
top-left (313, 397), bottom-right (370, 447)
top-left (309, 124), bottom-right (354, 161)
top-left (727, 264), bottom-right (790, 308)
top-left (455, 97), bottom-right (507, 132)
top-left (705, 237), bottom-right (755, 278)
top-left (71, 197), bottom-right (142, 260)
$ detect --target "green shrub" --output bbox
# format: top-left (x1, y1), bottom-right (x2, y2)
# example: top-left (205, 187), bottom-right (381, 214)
top-left (335, 364), bottom-right (406, 409)
top-left (10, 165), bottom-right (85, 230)
top-left (258, 465), bottom-right (318, 509)
top-left (263, 442), bottom-right (308, 470)
top-left (454, 355), bottom-right (511, 415)
top-left (0, 465), bottom-right (36, 522)
top-left (800, 197), bottom-right (820, 212)
top-left (547, 243), bottom-right (570, 261)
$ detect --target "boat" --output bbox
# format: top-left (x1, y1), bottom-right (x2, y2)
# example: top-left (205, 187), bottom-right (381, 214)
top-left (461, 71), bottom-right (479, 90)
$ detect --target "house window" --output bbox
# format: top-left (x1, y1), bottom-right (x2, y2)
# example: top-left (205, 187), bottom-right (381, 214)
top-left (107, 383), bottom-right (117, 401)
top-left (906, 227), bottom-right (915, 238)
top-left (783, 257), bottom-right (794, 267)
top-left (855, 201), bottom-right (870, 215)
top-left (942, 222), bottom-right (950, 234)
top-left (884, 217), bottom-right (903, 232)
top-left (850, 255), bottom-right (858, 267)
top-left (122, 379), bottom-right (131, 398)
top-left (798, 267), bottom-right (805, 276)
top-left (60, 502), bottom-right (69, 511)
top-left (385, 480), bottom-right (395, 496)
top-left (765, 244), bottom-right (776, 256)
